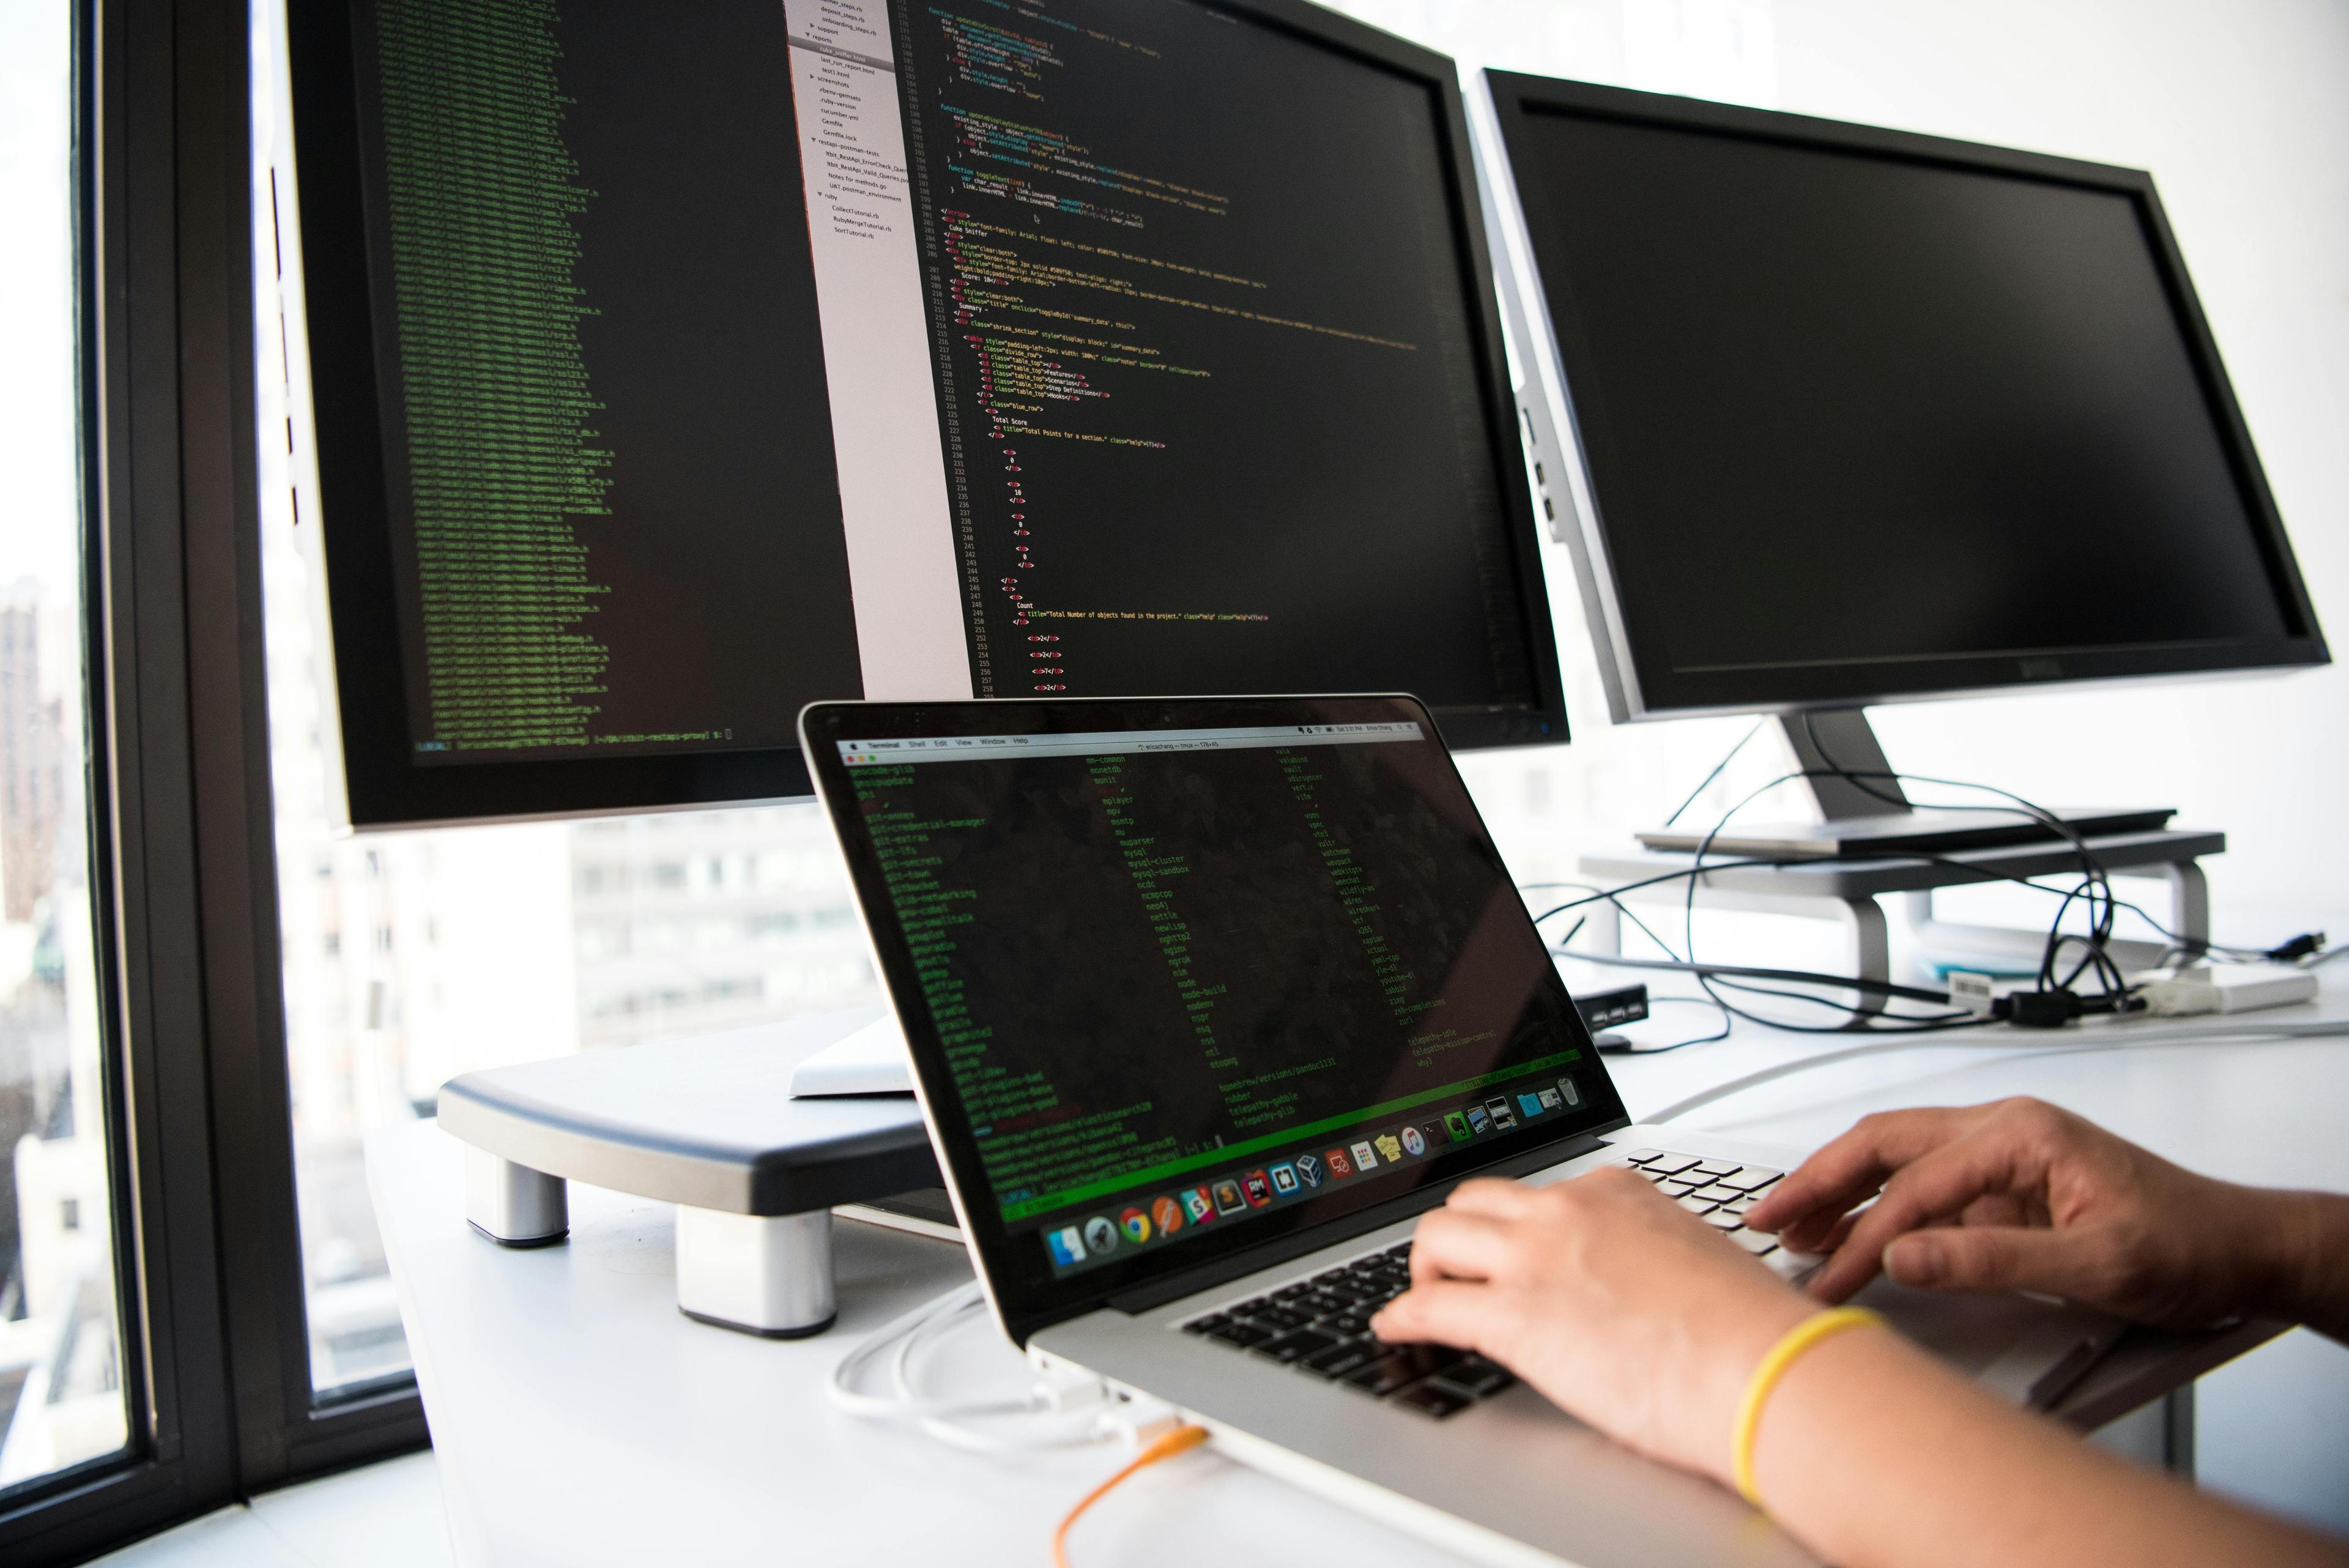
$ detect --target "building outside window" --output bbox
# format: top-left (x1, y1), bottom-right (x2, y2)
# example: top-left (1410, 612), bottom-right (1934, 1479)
top-left (0, 0), bottom-right (130, 1493)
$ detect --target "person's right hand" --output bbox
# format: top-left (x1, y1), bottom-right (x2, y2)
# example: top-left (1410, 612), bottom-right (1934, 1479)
top-left (1371, 1167), bottom-right (1816, 1485)
top-left (1742, 1098), bottom-right (2306, 1326)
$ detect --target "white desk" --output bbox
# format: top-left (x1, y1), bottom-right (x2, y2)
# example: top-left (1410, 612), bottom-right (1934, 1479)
top-left (369, 990), bottom-right (2349, 1567)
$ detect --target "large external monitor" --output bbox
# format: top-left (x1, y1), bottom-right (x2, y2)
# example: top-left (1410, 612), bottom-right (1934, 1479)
top-left (283, 0), bottom-right (1563, 830)
top-left (1474, 73), bottom-right (2326, 732)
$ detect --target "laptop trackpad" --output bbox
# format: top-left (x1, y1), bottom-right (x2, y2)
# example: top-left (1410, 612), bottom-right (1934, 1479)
top-left (1854, 1277), bottom-right (2126, 1408)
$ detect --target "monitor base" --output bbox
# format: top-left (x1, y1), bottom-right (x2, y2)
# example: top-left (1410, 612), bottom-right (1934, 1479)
top-left (1638, 805), bottom-right (2177, 860)
top-left (1642, 708), bottom-right (2172, 859)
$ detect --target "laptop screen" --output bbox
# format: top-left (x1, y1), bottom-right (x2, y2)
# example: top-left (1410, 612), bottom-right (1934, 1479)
top-left (803, 696), bottom-right (1626, 1339)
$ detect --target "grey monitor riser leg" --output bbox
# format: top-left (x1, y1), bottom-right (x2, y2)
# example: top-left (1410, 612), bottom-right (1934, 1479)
top-left (675, 1207), bottom-right (838, 1339)
top-left (461, 1148), bottom-right (839, 1337)
top-left (465, 1145), bottom-right (568, 1247)
top-left (1904, 859), bottom-right (2211, 974)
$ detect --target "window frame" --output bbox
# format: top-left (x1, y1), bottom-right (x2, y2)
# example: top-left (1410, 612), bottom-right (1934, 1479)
top-left (0, 1), bottom-right (425, 1559)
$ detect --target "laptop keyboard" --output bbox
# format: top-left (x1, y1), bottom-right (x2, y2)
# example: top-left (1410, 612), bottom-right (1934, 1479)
top-left (1181, 1242), bottom-right (1514, 1419)
top-left (1179, 1147), bottom-right (1814, 1418)
top-left (1612, 1148), bottom-right (1820, 1279)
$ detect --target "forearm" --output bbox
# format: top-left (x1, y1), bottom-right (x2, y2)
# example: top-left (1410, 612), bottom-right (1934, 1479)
top-left (1752, 1326), bottom-right (2347, 1568)
top-left (2263, 1190), bottom-right (2349, 1343)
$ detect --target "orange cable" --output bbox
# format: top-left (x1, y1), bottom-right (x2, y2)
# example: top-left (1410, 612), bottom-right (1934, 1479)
top-left (1049, 1424), bottom-right (1211, 1568)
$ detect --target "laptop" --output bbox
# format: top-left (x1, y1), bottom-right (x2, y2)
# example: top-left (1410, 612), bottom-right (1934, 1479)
top-left (802, 693), bottom-right (2119, 1568)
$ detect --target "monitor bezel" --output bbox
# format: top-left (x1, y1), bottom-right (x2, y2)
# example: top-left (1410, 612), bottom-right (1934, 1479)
top-left (282, 1), bottom-right (1570, 832)
top-left (881, 0), bottom-right (1571, 757)
top-left (800, 694), bottom-right (1625, 1347)
top-left (285, 0), bottom-right (841, 830)
top-left (1478, 72), bottom-right (2329, 723)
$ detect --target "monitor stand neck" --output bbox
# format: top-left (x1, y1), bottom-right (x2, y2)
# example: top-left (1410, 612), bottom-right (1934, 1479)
top-left (1779, 708), bottom-right (1910, 824)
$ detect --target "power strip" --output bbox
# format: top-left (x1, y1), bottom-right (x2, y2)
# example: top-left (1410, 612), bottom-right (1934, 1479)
top-left (2129, 963), bottom-right (2320, 1017)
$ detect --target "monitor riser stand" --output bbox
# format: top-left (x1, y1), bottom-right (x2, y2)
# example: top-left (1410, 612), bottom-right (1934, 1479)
top-left (1634, 710), bottom-right (2176, 859)
top-left (1592, 712), bottom-right (2216, 1027)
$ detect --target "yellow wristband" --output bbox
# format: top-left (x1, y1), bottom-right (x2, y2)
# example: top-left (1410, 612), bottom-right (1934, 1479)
top-left (1732, 1306), bottom-right (1884, 1507)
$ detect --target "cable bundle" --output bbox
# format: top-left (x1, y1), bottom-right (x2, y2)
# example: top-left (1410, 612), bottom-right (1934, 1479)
top-left (1527, 718), bottom-right (2334, 1044)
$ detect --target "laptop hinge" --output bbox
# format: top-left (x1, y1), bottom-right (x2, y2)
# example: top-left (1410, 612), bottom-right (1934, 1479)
top-left (1103, 1129), bottom-right (1618, 1316)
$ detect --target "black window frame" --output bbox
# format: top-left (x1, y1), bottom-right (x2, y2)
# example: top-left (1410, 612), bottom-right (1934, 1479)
top-left (1, 2), bottom-right (427, 1561)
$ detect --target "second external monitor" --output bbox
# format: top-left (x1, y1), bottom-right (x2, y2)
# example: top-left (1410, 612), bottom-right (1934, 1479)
top-left (1477, 74), bottom-right (2325, 724)
top-left (285, 0), bottom-right (1564, 829)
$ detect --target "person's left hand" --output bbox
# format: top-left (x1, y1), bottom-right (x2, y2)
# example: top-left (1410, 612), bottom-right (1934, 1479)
top-left (1371, 1167), bottom-right (1820, 1484)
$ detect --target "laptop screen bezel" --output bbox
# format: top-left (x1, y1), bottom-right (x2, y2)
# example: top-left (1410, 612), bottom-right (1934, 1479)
top-left (801, 694), bottom-right (1631, 1344)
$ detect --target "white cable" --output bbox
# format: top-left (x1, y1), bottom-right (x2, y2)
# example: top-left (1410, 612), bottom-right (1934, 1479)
top-left (826, 1280), bottom-right (1116, 1455)
top-left (1645, 1017), bottom-right (2349, 1125)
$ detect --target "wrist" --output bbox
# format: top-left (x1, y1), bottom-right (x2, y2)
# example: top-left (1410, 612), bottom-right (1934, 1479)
top-left (1690, 1291), bottom-right (1828, 1485)
top-left (2255, 1189), bottom-right (2349, 1337)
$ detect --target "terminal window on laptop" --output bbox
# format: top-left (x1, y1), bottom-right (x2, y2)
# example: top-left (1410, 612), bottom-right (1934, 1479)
top-left (803, 694), bottom-right (1631, 1345)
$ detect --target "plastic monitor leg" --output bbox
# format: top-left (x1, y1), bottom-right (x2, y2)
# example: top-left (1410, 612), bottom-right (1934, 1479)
top-left (464, 1145), bottom-right (569, 1247)
top-left (675, 1207), bottom-right (839, 1338)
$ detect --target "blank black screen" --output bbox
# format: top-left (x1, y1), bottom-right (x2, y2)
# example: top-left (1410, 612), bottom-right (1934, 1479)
top-left (1513, 108), bottom-right (2293, 694)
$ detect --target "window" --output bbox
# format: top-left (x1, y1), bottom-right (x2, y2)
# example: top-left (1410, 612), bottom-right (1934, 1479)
top-left (0, 0), bottom-right (130, 1496)
top-left (250, 10), bottom-right (885, 1387)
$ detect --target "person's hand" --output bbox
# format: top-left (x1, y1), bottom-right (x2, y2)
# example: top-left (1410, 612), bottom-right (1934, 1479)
top-left (1371, 1167), bottom-right (1815, 1484)
top-left (1743, 1098), bottom-right (2295, 1326)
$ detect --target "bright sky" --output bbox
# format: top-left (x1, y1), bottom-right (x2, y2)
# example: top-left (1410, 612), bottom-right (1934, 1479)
top-left (0, 0), bottom-right (80, 607)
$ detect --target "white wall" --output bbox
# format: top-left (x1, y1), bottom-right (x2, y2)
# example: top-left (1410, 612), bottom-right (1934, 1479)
top-left (1773, 0), bottom-right (2349, 931)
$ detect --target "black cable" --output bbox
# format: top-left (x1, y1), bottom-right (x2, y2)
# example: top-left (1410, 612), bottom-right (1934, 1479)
top-left (1521, 861), bottom-right (1789, 928)
top-left (1554, 949), bottom-right (1956, 1005)
top-left (1794, 713), bottom-right (2132, 1006)
top-left (1524, 767), bottom-right (2313, 1043)
top-left (1661, 719), bottom-right (1768, 830)
top-left (1598, 996), bottom-right (1732, 1054)
top-left (1535, 857), bottom-right (2263, 973)
top-left (1674, 759), bottom-right (2129, 1035)
top-left (1791, 719), bottom-right (2147, 1006)
top-left (1900, 850), bottom-right (2273, 964)
top-left (1537, 878), bottom-right (1966, 1030)
top-left (1528, 850), bottom-right (2273, 968)
top-left (1529, 839), bottom-right (1999, 1033)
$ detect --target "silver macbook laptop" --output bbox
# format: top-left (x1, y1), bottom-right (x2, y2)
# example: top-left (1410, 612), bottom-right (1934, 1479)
top-left (803, 693), bottom-right (2113, 1568)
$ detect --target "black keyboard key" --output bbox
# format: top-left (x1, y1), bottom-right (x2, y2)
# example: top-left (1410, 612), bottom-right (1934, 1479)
top-left (1183, 1315), bottom-right (1231, 1337)
top-left (1299, 1291), bottom-right (1354, 1316)
top-left (1255, 1328), bottom-right (1340, 1365)
top-left (1442, 1358), bottom-right (1516, 1397)
top-left (1273, 1283), bottom-right (1316, 1302)
top-left (1203, 1320), bottom-right (1273, 1348)
top-left (1393, 1381), bottom-right (1472, 1418)
top-left (1230, 1294), bottom-right (1272, 1318)
top-left (1341, 1354), bottom-right (1421, 1397)
top-left (1300, 1337), bottom-right (1387, 1379)
top-left (1386, 1343), bottom-right (1468, 1381)
top-left (1246, 1305), bottom-right (1312, 1331)
top-left (1311, 1268), bottom-right (1356, 1290)
top-left (1318, 1310), bottom-right (1372, 1337)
